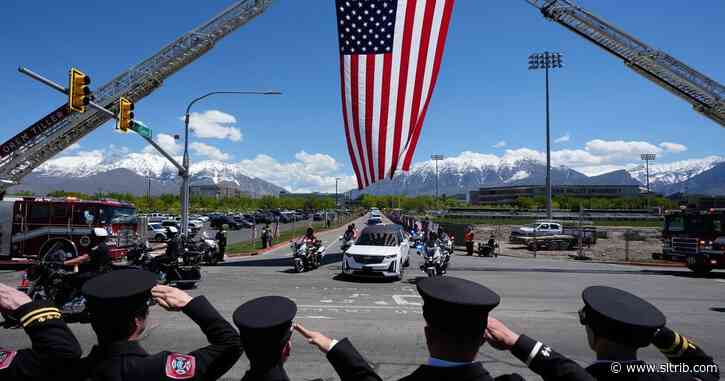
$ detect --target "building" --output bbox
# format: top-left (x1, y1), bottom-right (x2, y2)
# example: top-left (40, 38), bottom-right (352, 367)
top-left (190, 181), bottom-right (247, 199)
top-left (469, 184), bottom-right (642, 205)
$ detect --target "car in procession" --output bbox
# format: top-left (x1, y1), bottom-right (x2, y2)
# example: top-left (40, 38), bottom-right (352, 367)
top-left (342, 224), bottom-right (410, 280)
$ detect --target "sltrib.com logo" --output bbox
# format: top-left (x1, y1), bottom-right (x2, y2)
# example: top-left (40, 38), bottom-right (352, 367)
top-left (610, 362), bottom-right (719, 374)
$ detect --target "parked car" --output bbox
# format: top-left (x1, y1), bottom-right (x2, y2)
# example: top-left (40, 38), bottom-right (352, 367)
top-left (147, 223), bottom-right (168, 242)
top-left (210, 215), bottom-right (241, 230)
top-left (342, 224), bottom-right (410, 280)
top-left (509, 220), bottom-right (564, 242)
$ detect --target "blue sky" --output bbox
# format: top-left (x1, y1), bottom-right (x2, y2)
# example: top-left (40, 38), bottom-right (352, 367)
top-left (1, 1), bottom-right (723, 192)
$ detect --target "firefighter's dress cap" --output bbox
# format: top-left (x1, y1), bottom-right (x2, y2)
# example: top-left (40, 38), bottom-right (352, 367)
top-left (417, 276), bottom-right (500, 334)
top-left (581, 285), bottom-right (666, 347)
top-left (82, 269), bottom-right (158, 311)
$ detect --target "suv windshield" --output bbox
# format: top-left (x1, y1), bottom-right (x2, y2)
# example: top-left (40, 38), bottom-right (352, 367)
top-left (357, 232), bottom-right (398, 246)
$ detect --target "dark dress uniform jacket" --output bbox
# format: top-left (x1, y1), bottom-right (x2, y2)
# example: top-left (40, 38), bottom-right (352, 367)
top-left (241, 364), bottom-right (291, 381)
top-left (585, 328), bottom-right (719, 381)
top-left (74, 296), bottom-right (242, 381)
top-left (326, 336), bottom-right (594, 381)
top-left (0, 301), bottom-right (82, 381)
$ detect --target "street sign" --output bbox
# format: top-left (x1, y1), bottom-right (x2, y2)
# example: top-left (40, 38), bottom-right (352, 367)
top-left (132, 120), bottom-right (152, 138)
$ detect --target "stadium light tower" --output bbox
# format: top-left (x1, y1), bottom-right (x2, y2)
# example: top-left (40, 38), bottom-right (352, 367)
top-left (529, 51), bottom-right (563, 220)
top-left (431, 154), bottom-right (444, 210)
top-left (640, 153), bottom-right (657, 193)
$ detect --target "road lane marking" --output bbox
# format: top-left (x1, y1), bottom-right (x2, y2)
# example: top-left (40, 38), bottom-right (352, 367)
top-left (299, 316), bottom-right (333, 319)
top-left (392, 295), bottom-right (422, 306)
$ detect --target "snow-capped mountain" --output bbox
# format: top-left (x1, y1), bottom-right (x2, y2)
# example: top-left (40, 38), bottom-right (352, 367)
top-left (16, 152), bottom-right (285, 197)
top-left (356, 154), bottom-right (725, 197)
top-left (626, 155), bottom-right (724, 193)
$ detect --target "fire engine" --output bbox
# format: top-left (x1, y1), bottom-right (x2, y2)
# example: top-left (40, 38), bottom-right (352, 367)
top-left (662, 207), bottom-right (725, 274)
top-left (0, 196), bottom-right (139, 260)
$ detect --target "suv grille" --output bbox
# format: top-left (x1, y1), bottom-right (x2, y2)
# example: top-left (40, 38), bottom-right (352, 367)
top-left (352, 255), bottom-right (385, 264)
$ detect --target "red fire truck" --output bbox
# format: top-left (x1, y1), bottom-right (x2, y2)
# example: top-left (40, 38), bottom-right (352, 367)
top-left (662, 207), bottom-right (725, 273)
top-left (0, 196), bottom-right (140, 260)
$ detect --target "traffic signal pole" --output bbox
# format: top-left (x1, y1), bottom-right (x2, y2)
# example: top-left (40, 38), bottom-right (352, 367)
top-left (17, 66), bottom-right (186, 181)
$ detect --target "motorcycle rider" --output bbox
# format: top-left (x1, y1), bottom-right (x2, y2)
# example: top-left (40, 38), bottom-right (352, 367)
top-left (343, 224), bottom-right (357, 241)
top-left (215, 225), bottom-right (227, 262)
top-left (61, 228), bottom-right (113, 308)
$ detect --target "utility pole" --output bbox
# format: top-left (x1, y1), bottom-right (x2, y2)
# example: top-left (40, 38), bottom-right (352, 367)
top-left (529, 52), bottom-right (563, 220)
top-left (640, 153), bottom-right (656, 209)
top-left (431, 154), bottom-right (444, 210)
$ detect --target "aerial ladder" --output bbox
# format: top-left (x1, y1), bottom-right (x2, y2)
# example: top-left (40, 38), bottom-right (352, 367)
top-left (0, 0), bottom-right (273, 195)
top-left (527, 0), bottom-right (725, 128)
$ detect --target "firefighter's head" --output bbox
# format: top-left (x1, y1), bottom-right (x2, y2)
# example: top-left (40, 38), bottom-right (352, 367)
top-left (83, 270), bottom-right (157, 343)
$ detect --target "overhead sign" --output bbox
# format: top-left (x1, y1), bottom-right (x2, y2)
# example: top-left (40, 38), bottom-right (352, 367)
top-left (0, 104), bottom-right (71, 158)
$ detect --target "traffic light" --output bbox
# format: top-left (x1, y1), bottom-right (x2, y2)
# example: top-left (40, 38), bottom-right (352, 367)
top-left (68, 68), bottom-right (90, 112)
top-left (117, 97), bottom-right (135, 133)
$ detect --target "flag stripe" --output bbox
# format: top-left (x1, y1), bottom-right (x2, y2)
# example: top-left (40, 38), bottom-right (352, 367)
top-left (350, 55), bottom-right (370, 187)
top-left (390, 0), bottom-right (417, 176)
top-left (400, 0), bottom-right (436, 171)
top-left (339, 55), bottom-right (362, 189)
top-left (402, 0), bottom-right (454, 170)
top-left (345, 56), bottom-right (365, 187)
top-left (385, 0), bottom-right (408, 179)
top-left (365, 55), bottom-right (376, 183)
top-left (378, 53), bottom-right (392, 180)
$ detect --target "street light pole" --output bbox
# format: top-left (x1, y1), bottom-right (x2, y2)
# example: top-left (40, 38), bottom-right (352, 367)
top-left (431, 154), bottom-right (444, 210)
top-left (529, 52), bottom-right (563, 220)
top-left (181, 90), bottom-right (281, 239)
top-left (335, 177), bottom-right (340, 208)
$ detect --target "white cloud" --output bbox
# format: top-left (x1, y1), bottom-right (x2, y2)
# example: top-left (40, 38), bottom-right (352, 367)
top-left (554, 133), bottom-right (571, 144)
top-left (190, 142), bottom-right (230, 161)
top-left (584, 139), bottom-right (662, 159)
top-left (238, 151), bottom-right (354, 193)
top-left (659, 142), bottom-right (687, 154)
top-left (144, 133), bottom-right (182, 155)
top-left (184, 110), bottom-right (242, 141)
top-left (492, 141), bottom-right (507, 148)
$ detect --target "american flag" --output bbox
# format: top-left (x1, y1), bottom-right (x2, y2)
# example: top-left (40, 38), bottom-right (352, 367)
top-left (335, 0), bottom-right (455, 189)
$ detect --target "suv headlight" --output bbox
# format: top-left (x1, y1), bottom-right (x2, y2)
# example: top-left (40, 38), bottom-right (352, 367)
top-left (384, 254), bottom-right (398, 259)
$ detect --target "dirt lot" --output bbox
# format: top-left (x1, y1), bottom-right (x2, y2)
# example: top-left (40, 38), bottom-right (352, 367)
top-left (468, 224), bottom-right (669, 263)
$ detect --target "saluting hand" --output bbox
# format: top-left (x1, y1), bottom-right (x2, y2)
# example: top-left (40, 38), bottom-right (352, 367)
top-left (484, 317), bottom-right (520, 351)
top-left (0, 282), bottom-right (31, 313)
top-left (151, 285), bottom-right (193, 312)
top-left (294, 324), bottom-right (335, 353)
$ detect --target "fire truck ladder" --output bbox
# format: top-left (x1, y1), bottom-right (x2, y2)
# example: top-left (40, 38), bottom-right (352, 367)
top-left (527, 0), bottom-right (725, 128)
top-left (0, 0), bottom-right (273, 194)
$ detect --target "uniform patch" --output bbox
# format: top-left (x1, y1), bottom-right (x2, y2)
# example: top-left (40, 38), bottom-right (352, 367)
top-left (0, 350), bottom-right (18, 370)
top-left (165, 353), bottom-right (196, 380)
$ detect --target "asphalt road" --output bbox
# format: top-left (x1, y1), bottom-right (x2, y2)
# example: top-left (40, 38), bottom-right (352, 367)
top-left (1, 217), bottom-right (723, 381)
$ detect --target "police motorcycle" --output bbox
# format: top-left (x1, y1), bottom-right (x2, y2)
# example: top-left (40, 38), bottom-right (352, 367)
top-left (128, 236), bottom-right (202, 289)
top-left (21, 250), bottom-right (91, 323)
top-left (188, 231), bottom-right (220, 266)
top-left (290, 238), bottom-right (325, 273)
top-left (338, 228), bottom-right (356, 253)
top-left (417, 240), bottom-right (446, 277)
top-left (409, 230), bottom-right (424, 248)
top-left (477, 236), bottom-right (498, 257)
